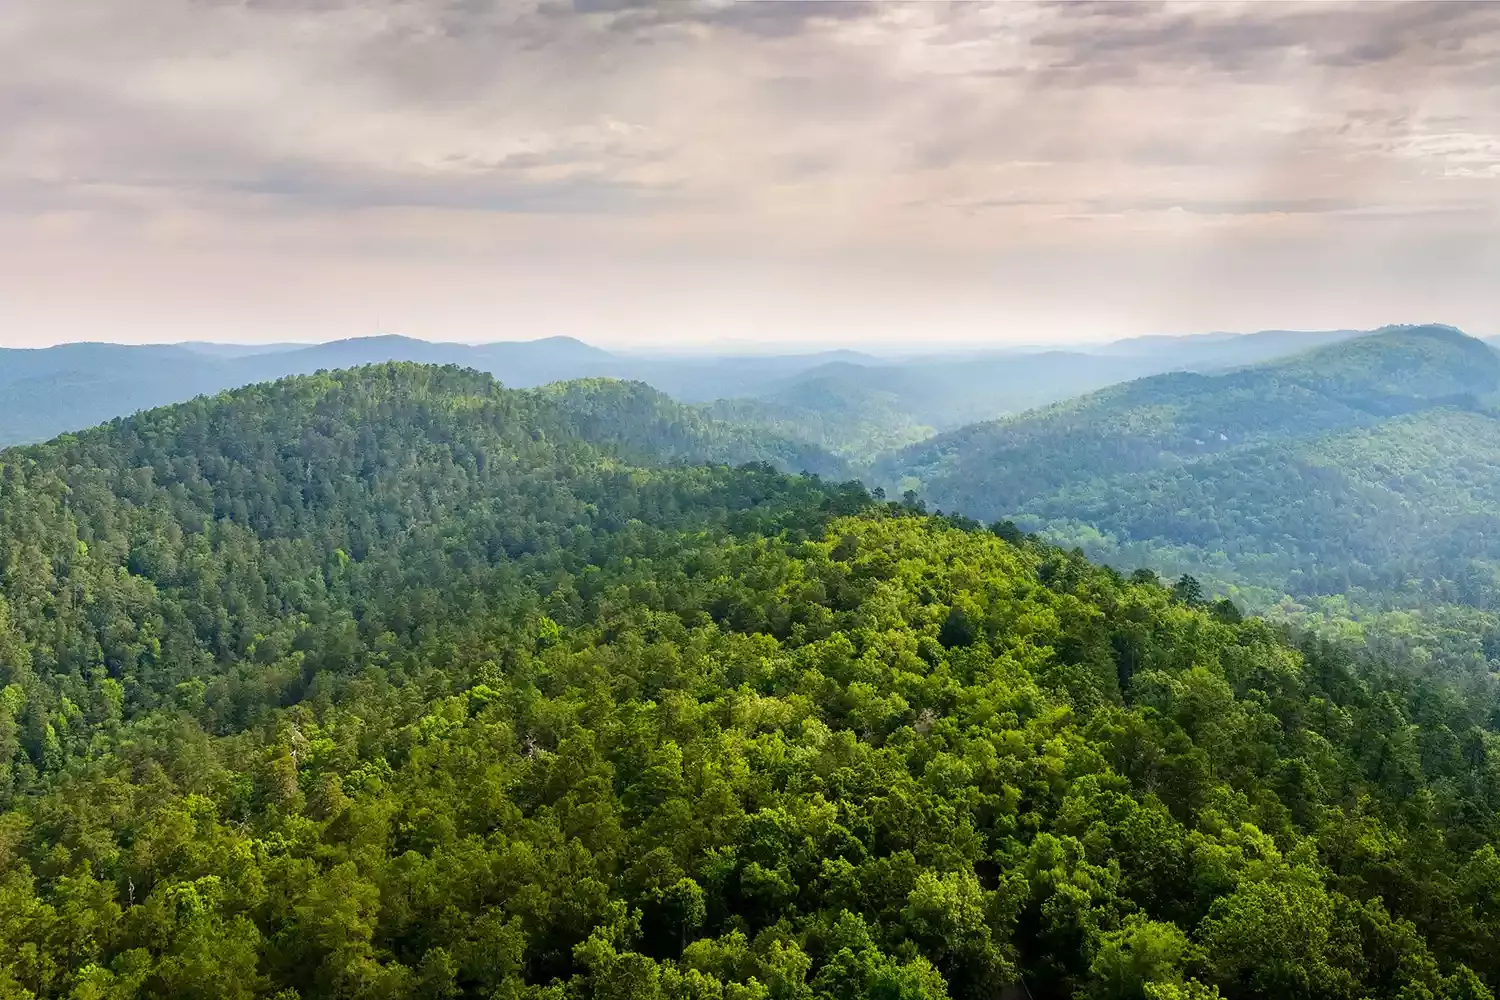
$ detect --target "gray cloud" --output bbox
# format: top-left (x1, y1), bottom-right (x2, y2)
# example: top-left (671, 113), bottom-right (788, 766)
top-left (1089, 196), bottom-right (1367, 217)
top-left (942, 195), bottom-right (1374, 218)
top-left (0, 0), bottom-right (1498, 347)
top-left (578, 0), bottom-right (881, 37)
top-left (1032, 1), bottom-right (1500, 76)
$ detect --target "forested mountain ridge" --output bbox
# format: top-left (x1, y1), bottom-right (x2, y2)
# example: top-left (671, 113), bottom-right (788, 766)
top-left (706, 329), bottom-right (1372, 462)
top-left (0, 338), bottom-right (858, 449)
top-left (1089, 329), bottom-right (1364, 363)
top-left (0, 327), bottom-right (1381, 452)
top-left (531, 378), bottom-right (850, 479)
top-left (1023, 408), bottom-right (1500, 608)
top-left (708, 377), bottom-right (939, 461)
top-left (3, 364), bottom-right (1500, 999)
top-left (883, 325), bottom-right (1497, 516)
top-left (880, 324), bottom-right (1500, 621)
top-left (1262, 324), bottom-right (1500, 411)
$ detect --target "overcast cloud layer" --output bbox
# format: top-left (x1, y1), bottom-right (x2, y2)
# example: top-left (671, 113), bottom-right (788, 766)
top-left (2, 0), bottom-right (1498, 347)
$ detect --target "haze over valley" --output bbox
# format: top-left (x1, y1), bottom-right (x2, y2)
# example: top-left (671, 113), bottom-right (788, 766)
top-left (1, 326), bottom-right (1372, 451)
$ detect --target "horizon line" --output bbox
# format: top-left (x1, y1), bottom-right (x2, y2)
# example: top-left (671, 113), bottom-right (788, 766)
top-left (5, 323), bottom-right (1477, 358)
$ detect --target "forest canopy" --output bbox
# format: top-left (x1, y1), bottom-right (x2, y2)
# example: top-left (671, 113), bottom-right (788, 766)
top-left (1, 364), bottom-right (1499, 1000)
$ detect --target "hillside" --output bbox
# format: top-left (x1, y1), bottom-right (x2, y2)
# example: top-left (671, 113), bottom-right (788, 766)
top-left (1091, 328), bottom-right (1364, 365)
top-left (709, 331), bottom-right (1375, 460)
top-left (883, 325), bottom-right (1500, 614)
top-left (0, 337), bottom-right (855, 448)
top-left (709, 377), bottom-right (940, 460)
top-left (530, 378), bottom-right (850, 479)
top-left (1026, 409), bottom-right (1500, 602)
top-left (5, 364), bottom-right (1500, 999)
top-left (0, 328), bottom-right (1384, 450)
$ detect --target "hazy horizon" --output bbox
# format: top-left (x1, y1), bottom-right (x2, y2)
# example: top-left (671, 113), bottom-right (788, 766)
top-left (4, 0), bottom-right (1499, 349)
top-left (5, 324), bottom-right (1464, 359)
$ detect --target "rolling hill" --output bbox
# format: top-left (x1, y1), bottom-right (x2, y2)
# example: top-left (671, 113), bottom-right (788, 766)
top-left (527, 377), bottom-right (850, 479)
top-left (3, 363), bottom-right (1500, 1000)
top-left (0, 336), bottom-right (859, 448)
top-left (1087, 327), bottom-right (1365, 365)
top-left (708, 329), bottom-right (1376, 459)
top-left (0, 328), bottom-right (1384, 451)
top-left (882, 324), bottom-right (1500, 615)
top-left (708, 375), bottom-right (941, 459)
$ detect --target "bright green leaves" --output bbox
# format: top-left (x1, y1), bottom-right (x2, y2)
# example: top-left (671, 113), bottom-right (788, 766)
top-left (1086, 916), bottom-right (1195, 1000)
top-left (1196, 871), bottom-right (1354, 1000)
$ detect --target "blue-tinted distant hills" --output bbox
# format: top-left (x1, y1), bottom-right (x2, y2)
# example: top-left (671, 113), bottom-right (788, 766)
top-left (880, 324), bottom-right (1500, 613)
top-left (1, 326), bottom-right (1390, 450)
top-left (13, 321), bottom-right (1500, 627)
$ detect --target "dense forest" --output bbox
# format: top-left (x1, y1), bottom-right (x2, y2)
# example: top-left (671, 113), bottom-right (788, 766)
top-left (882, 326), bottom-right (1500, 626)
top-left (4, 364), bottom-right (1500, 999)
top-left (709, 380), bottom-right (938, 464)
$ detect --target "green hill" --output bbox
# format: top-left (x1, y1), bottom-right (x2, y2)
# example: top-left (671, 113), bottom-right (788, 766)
top-left (0, 338), bottom-right (860, 449)
top-left (709, 377), bottom-right (939, 461)
top-left (1264, 324), bottom-right (1500, 411)
top-left (0, 329), bottom-right (1375, 452)
top-left (5, 363), bottom-right (1500, 999)
top-left (881, 326), bottom-right (1500, 613)
top-left (706, 329), bottom-right (1373, 461)
top-left (534, 377), bottom-right (850, 479)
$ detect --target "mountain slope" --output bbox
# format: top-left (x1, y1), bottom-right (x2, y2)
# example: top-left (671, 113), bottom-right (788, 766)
top-left (1264, 324), bottom-right (1500, 408)
top-left (710, 329), bottom-right (1388, 460)
top-left (1028, 408), bottom-right (1500, 602)
top-left (709, 376), bottom-right (940, 459)
top-left (5, 364), bottom-right (1500, 1000)
top-left (882, 325), bottom-right (1500, 610)
top-left (706, 352), bottom-right (1209, 462)
top-left (1, 328), bottom-right (1398, 450)
top-left (1091, 327), bottom-right (1365, 365)
top-left (532, 377), bottom-right (851, 478)
top-left (0, 337), bottom-right (852, 448)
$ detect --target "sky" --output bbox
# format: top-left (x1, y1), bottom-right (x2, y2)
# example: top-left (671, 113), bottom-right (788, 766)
top-left (2, 0), bottom-right (1498, 350)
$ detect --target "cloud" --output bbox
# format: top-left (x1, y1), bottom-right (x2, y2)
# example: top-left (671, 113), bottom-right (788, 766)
top-left (578, 0), bottom-right (881, 38)
top-left (6, 0), bottom-right (1498, 215)
top-left (1031, 1), bottom-right (1500, 78)
top-left (0, 0), bottom-right (1498, 346)
top-left (1001, 195), bottom-right (1370, 218)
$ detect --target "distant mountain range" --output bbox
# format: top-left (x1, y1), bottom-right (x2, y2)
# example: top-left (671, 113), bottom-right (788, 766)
top-left (0, 327), bottom-right (1377, 449)
top-left (10, 319), bottom-right (1500, 647)
top-left (880, 324), bottom-right (1500, 619)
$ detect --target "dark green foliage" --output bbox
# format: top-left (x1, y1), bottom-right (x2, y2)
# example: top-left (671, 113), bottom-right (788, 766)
top-left (0, 362), bottom-right (1498, 1000)
top-left (1172, 577), bottom-right (1205, 607)
top-left (534, 378), bottom-right (849, 479)
top-left (938, 607), bottom-right (978, 649)
top-left (992, 522), bottom-right (1025, 546)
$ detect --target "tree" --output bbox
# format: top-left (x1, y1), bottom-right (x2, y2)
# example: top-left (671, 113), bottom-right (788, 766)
top-left (1171, 576), bottom-right (1204, 607)
top-left (1086, 916), bottom-right (1194, 1000)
